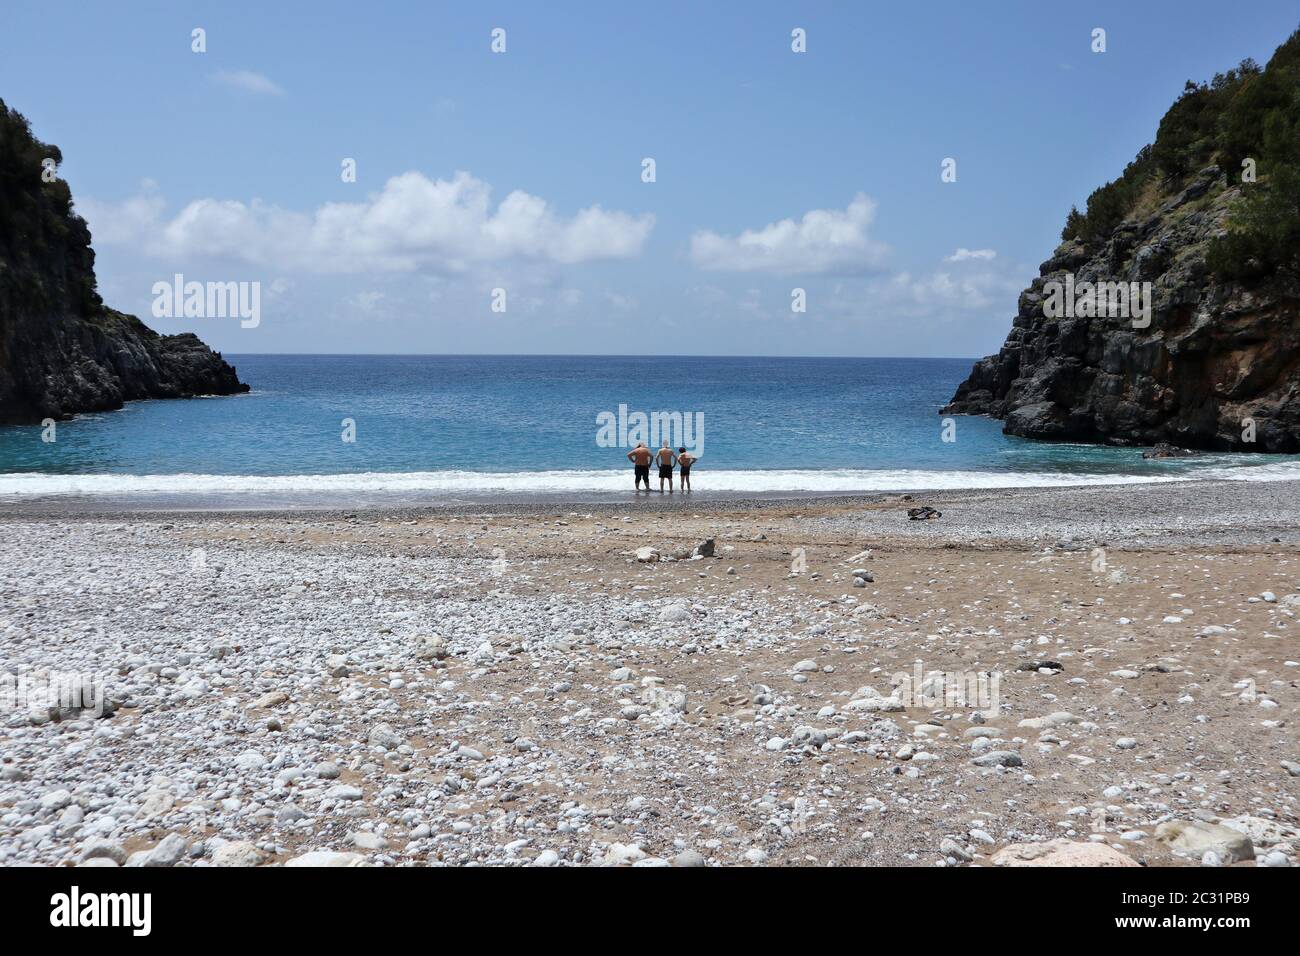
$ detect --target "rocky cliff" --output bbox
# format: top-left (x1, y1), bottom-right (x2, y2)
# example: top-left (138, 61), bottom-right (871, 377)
top-left (0, 99), bottom-right (247, 425)
top-left (944, 31), bottom-right (1300, 453)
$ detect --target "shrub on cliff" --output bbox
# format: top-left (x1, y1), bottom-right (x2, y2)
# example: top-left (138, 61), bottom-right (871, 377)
top-left (1206, 30), bottom-right (1300, 280)
top-left (1063, 26), bottom-right (1300, 283)
top-left (1062, 146), bottom-right (1154, 244)
top-left (0, 98), bottom-right (103, 315)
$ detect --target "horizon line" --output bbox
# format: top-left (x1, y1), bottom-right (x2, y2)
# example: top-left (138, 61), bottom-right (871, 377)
top-left (217, 351), bottom-right (982, 361)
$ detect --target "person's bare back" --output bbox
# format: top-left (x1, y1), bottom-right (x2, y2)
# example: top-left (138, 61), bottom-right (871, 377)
top-left (627, 442), bottom-right (653, 491)
top-left (655, 443), bottom-right (677, 492)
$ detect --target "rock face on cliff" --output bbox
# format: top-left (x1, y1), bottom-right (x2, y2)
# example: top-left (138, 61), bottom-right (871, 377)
top-left (944, 33), bottom-right (1300, 453)
top-left (0, 99), bottom-right (247, 425)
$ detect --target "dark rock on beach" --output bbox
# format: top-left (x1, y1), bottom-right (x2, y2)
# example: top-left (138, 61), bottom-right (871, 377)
top-left (1142, 442), bottom-right (1195, 459)
top-left (0, 99), bottom-right (247, 425)
top-left (1016, 660), bottom-right (1064, 674)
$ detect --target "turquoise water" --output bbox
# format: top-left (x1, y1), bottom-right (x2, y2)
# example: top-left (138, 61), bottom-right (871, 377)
top-left (1, 355), bottom-right (1297, 502)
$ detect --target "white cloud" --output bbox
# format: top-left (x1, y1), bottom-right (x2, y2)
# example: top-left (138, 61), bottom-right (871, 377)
top-left (214, 70), bottom-right (286, 96)
top-left (351, 290), bottom-right (385, 312)
top-left (902, 270), bottom-right (1016, 310)
top-left (863, 257), bottom-right (1025, 315)
top-left (76, 192), bottom-right (165, 245)
top-left (689, 194), bottom-right (888, 275)
top-left (946, 247), bottom-right (997, 262)
top-left (80, 171), bottom-right (655, 273)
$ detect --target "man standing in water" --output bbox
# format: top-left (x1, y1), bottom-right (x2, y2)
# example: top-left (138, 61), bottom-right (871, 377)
top-left (655, 441), bottom-right (677, 493)
top-left (677, 447), bottom-right (697, 491)
top-left (627, 442), bottom-right (652, 491)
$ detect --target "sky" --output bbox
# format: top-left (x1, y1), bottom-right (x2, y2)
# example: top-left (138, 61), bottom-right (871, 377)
top-left (2, 0), bottom-right (1297, 357)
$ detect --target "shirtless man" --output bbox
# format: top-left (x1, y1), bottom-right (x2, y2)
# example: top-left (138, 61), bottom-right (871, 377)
top-left (677, 447), bottom-right (698, 491)
top-left (627, 442), bottom-right (652, 491)
top-left (655, 442), bottom-right (677, 493)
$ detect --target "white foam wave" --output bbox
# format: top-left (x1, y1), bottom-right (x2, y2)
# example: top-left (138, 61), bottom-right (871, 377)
top-left (3, 461), bottom-right (1299, 499)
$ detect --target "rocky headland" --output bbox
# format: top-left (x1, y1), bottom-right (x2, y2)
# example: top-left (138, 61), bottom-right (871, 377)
top-left (945, 30), bottom-right (1300, 452)
top-left (0, 99), bottom-right (247, 425)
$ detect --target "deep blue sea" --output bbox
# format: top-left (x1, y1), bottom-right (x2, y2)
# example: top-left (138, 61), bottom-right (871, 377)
top-left (1, 355), bottom-right (1297, 505)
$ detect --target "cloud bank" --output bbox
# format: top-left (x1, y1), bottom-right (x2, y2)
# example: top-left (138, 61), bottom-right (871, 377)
top-left (689, 194), bottom-right (888, 275)
top-left (79, 171), bottom-right (655, 273)
top-left (946, 247), bottom-right (997, 262)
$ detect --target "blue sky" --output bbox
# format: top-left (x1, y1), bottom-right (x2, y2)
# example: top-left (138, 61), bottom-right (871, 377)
top-left (3, 0), bottom-right (1297, 357)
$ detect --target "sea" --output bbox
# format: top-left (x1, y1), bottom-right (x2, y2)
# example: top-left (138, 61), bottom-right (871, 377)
top-left (2, 355), bottom-right (1298, 508)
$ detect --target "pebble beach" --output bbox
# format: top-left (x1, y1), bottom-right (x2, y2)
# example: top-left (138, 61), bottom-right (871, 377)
top-left (1, 478), bottom-right (1297, 867)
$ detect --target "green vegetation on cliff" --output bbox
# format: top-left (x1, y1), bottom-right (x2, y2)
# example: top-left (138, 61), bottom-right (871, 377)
top-left (1060, 26), bottom-right (1300, 281)
top-left (0, 100), bottom-right (102, 316)
top-left (0, 98), bottom-right (247, 424)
